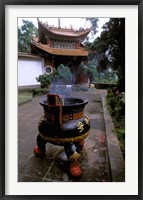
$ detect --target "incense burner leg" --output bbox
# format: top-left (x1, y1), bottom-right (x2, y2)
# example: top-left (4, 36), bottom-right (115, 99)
top-left (34, 134), bottom-right (47, 158)
top-left (77, 139), bottom-right (85, 148)
top-left (64, 143), bottom-right (82, 177)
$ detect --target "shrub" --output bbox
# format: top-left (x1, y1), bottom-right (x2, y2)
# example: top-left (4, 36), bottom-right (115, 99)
top-left (107, 89), bottom-right (125, 117)
top-left (36, 74), bottom-right (52, 88)
top-left (32, 88), bottom-right (48, 96)
top-left (53, 64), bottom-right (72, 84)
top-left (107, 88), bottom-right (125, 159)
top-left (79, 61), bottom-right (97, 83)
top-left (36, 64), bottom-right (72, 88)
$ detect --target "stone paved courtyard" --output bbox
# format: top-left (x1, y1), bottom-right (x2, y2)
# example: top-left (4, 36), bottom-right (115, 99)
top-left (18, 89), bottom-right (124, 182)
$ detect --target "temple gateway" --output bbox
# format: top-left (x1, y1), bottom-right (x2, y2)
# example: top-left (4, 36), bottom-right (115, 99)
top-left (30, 19), bottom-right (91, 84)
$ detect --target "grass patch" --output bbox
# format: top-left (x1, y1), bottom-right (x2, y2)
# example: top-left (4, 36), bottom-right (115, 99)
top-left (18, 87), bottom-right (48, 105)
top-left (18, 92), bottom-right (33, 105)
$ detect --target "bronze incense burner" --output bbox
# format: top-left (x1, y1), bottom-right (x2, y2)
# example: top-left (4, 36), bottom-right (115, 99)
top-left (34, 93), bottom-right (90, 177)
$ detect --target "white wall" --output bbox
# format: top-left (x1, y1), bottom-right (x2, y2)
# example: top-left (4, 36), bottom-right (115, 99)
top-left (18, 58), bottom-right (44, 86)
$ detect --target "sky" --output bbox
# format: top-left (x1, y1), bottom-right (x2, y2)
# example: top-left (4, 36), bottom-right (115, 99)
top-left (18, 17), bottom-right (110, 41)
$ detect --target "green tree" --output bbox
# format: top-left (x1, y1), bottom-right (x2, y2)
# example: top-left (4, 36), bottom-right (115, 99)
top-left (83, 18), bottom-right (98, 44)
top-left (90, 18), bottom-right (125, 91)
top-left (53, 64), bottom-right (73, 84)
top-left (86, 18), bottom-right (98, 35)
top-left (18, 20), bottom-right (38, 52)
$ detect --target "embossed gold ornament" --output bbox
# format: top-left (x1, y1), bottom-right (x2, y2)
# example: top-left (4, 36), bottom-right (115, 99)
top-left (69, 151), bottom-right (80, 164)
top-left (77, 122), bottom-right (84, 132)
top-left (84, 117), bottom-right (89, 125)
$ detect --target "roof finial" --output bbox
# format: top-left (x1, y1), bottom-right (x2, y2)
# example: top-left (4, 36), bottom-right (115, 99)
top-left (58, 18), bottom-right (61, 29)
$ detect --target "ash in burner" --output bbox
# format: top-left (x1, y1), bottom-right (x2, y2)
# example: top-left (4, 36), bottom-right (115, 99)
top-left (63, 98), bottom-right (84, 105)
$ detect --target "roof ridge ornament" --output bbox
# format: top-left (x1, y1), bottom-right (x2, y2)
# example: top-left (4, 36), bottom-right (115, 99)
top-left (58, 18), bottom-right (61, 29)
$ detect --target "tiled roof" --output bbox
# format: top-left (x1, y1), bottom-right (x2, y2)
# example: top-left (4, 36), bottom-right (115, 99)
top-left (48, 27), bottom-right (91, 37)
top-left (32, 42), bottom-right (89, 56)
top-left (38, 20), bottom-right (91, 39)
top-left (18, 52), bottom-right (41, 59)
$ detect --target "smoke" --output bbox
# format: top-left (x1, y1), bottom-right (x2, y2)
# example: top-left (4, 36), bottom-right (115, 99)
top-left (48, 84), bottom-right (72, 98)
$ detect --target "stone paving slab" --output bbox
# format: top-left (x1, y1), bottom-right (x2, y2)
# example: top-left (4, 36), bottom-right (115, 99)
top-left (18, 89), bottom-right (124, 182)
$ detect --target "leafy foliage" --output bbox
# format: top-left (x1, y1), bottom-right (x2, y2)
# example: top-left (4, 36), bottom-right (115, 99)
top-left (18, 20), bottom-right (38, 52)
top-left (36, 64), bottom-right (72, 88)
top-left (86, 18), bottom-right (125, 91)
top-left (36, 74), bottom-right (53, 88)
top-left (53, 64), bottom-right (72, 84)
top-left (84, 18), bottom-right (98, 43)
top-left (80, 52), bottom-right (118, 84)
top-left (107, 88), bottom-right (125, 159)
top-left (86, 18), bottom-right (99, 35)
top-left (79, 60), bottom-right (97, 83)
top-left (95, 70), bottom-right (118, 84)
top-left (107, 89), bottom-right (125, 117)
